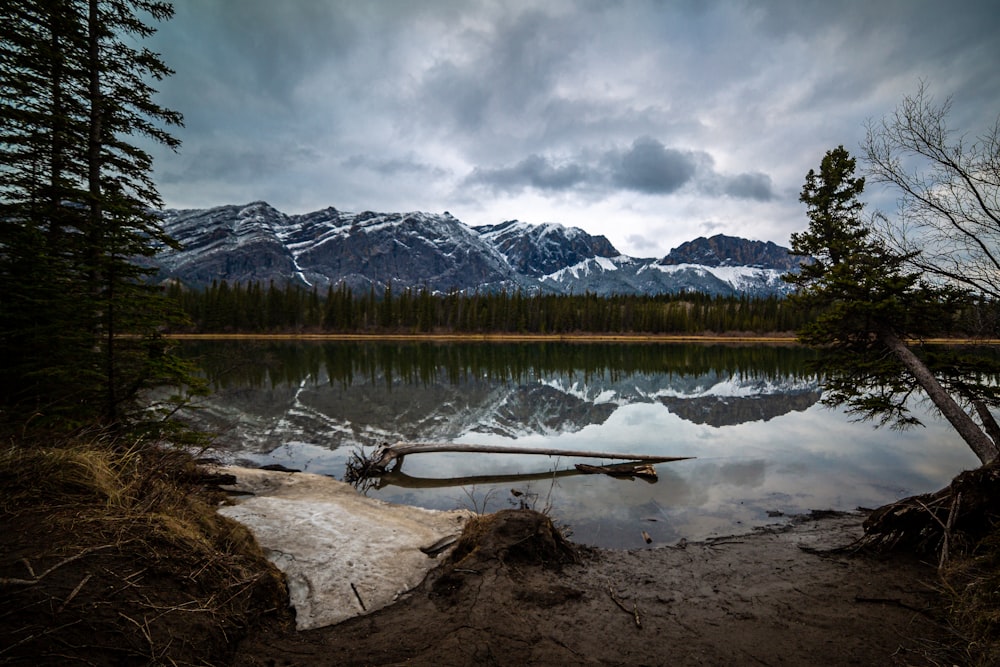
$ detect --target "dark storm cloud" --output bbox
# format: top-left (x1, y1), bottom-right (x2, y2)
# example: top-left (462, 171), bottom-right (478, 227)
top-left (466, 137), bottom-right (775, 201)
top-left (709, 172), bottom-right (776, 202)
top-left (157, 144), bottom-right (319, 185)
top-left (466, 155), bottom-right (592, 192)
top-left (150, 0), bottom-right (359, 109)
top-left (611, 137), bottom-right (701, 195)
top-left (753, 0), bottom-right (1000, 129)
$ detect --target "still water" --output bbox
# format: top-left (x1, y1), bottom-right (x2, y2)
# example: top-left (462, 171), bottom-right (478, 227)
top-left (179, 340), bottom-right (982, 549)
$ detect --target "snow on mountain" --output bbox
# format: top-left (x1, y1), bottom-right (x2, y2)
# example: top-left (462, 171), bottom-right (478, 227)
top-left (648, 263), bottom-right (788, 296)
top-left (153, 202), bottom-right (800, 296)
top-left (473, 219), bottom-right (619, 277)
top-left (659, 234), bottom-right (799, 271)
top-left (151, 202), bottom-right (301, 286)
top-left (278, 208), bottom-right (520, 293)
top-left (542, 256), bottom-right (624, 282)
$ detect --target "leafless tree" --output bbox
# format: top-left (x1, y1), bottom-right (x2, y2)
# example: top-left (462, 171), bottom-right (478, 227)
top-left (864, 82), bottom-right (1000, 299)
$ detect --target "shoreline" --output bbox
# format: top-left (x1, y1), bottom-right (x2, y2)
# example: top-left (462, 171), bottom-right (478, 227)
top-left (163, 332), bottom-right (1000, 344)
top-left (231, 509), bottom-right (951, 666)
top-left (165, 332), bottom-right (801, 343)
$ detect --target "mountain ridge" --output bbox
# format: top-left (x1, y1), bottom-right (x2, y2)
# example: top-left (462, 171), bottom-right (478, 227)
top-left (152, 202), bottom-right (801, 296)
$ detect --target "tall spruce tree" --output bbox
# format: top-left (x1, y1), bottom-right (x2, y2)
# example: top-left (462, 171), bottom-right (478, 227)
top-left (786, 146), bottom-right (1000, 465)
top-left (0, 0), bottom-right (191, 432)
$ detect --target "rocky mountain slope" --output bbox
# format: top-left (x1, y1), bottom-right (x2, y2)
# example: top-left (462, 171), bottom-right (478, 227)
top-left (152, 202), bottom-right (800, 296)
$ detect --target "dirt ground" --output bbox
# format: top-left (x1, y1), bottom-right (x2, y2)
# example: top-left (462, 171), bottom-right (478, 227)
top-left (232, 509), bottom-right (950, 667)
top-left (0, 496), bottom-right (955, 667)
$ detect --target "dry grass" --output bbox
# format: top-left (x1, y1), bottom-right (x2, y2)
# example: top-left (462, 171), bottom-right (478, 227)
top-left (0, 442), bottom-right (127, 510)
top-left (858, 461), bottom-right (1000, 665)
top-left (940, 527), bottom-right (1000, 666)
top-left (0, 437), bottom-right (289, 666)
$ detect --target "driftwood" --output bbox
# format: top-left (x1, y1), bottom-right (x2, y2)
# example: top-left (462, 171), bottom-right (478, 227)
top-left (374, 467), bottom-right (584, 490)
top-left (372, 442), bottom-right (689, 471)
top-left (574, 462), bottom-right (659, 482)
top-left (342, 441), bottom-right (693, 489)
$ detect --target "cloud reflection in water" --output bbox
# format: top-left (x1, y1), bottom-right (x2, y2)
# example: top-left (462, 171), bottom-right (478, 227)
top-left (181, 341), bottom-right (982, 548)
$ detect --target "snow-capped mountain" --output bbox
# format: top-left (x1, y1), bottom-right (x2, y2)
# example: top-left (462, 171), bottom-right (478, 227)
top-left (152, 202), bottom-right (800, 296)
top-left (473, 219), bottom-right (619, 277)
top-left (150, 202), bottom-right (301, 286)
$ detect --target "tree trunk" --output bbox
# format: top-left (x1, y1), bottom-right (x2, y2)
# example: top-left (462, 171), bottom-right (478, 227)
top-left (881, 331), bottom-right (999, 465)
top-left (88, 0), bottom-right (114, 422)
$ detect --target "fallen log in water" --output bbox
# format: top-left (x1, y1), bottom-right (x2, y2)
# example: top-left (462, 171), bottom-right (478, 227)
top-left (345, 442), bottom-right (692, 482)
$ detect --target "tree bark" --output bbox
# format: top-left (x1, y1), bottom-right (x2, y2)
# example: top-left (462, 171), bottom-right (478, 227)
top-left (881, 331), bottom-right (999, 465)
top-left (974, 400), bottom-right (1000, 451)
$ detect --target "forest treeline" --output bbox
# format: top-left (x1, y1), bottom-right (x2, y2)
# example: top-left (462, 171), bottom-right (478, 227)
top-left (166, 280), bottom-right (814, 335)
top-left (165, 279), bottom-right (1000, 336)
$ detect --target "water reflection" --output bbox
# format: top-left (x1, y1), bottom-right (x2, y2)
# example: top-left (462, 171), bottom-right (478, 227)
top-left (178, 341), bottom-right (981, 548)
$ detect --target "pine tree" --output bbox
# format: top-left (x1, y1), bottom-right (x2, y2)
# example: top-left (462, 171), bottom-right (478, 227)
top-left (0, 1), bottom-right (192, 432)
top-left (786, 146), bottom-right (999, 465)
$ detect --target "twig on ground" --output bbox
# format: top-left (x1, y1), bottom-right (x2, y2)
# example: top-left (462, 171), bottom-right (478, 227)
top-left (853, 596), bottom-right (934, 617)
top-left (1, 546), bottom-right (111, 586)
top-left (0, 620), bottom-right (82, 657)
top-left (706, 540), bottom-right (744, 549)
top-left (57, 574), bottom-right (92, 614)
top-left (351, 582), bottom-right (367, 611)
top-left (608, 585), bottom-right (642, 629)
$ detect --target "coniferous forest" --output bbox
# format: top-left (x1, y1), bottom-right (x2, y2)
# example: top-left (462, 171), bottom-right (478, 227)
top-left (165, 279), bottom-right (1000, 337)
top-left (167, 280), bottom-right (813, 335)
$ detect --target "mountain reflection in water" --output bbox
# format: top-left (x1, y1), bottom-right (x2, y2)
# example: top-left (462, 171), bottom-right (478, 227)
top-left (177, 341), bottom-right (981, 548)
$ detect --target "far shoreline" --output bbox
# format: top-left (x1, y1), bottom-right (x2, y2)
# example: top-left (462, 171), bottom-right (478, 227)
top-left (162, 332), bottom-right (1000, 344)
top-left (163, 332), bottom-right (801, 343)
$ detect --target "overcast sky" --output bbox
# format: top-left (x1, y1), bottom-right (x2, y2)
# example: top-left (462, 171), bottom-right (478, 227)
top-left (145, 0), bottom-right (1000, 257)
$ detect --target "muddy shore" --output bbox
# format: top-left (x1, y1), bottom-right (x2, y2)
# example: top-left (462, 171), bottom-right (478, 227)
top-left (0, 450), bottom-right (958, 666)
top-left (233, 510), bottom-right (948, 667)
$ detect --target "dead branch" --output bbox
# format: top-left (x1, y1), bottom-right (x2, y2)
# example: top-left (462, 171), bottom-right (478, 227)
top-left (939, 492), bottom-right (962, 570)
top-left (0, 546), bottom-right (111, 586)
top-left (0, 620), bottom-right (82, 658)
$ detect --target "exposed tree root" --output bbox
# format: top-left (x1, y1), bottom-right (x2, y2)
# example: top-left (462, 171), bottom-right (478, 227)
top-left (860, 461), bottom-right (1000, 563)
top-left (446, 509), bottom-right (579, 569)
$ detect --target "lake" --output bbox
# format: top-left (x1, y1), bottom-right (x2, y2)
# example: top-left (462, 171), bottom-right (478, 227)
top-left (178, 340), bottom-right (982, 549)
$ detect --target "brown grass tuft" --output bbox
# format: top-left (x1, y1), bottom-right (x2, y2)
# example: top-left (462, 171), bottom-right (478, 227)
top-left (0, 438), bottom-right (289, 666)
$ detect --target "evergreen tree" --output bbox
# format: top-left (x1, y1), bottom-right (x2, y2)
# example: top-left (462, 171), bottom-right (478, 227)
top-left (786, 146), bottom-right (999, 465)
top-left (0, 1), bottom-right (192, 432)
